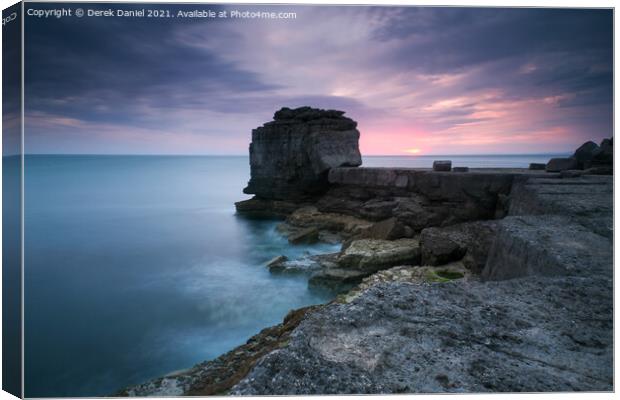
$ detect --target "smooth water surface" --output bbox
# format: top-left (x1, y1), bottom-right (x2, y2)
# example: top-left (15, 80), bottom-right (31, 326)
top-left (24, 155), bottom-right (338, 397)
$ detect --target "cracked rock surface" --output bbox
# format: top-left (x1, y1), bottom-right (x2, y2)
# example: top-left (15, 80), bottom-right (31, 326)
top-left (232, 274), bottom-right (612, 394)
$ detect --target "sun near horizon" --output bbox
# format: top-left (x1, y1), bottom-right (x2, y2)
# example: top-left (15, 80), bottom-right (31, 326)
top-left (405, 148), bottom-right (422, 155)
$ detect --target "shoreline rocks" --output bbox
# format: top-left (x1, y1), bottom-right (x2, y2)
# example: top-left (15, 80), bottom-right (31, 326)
top-left (126, 109), bottom-right (612, 396)
top-left (231, 274), bottom-right (612, 395)
top-left (337, 238), bottom-right (420, 272)
top-left (230, 130), bottom-right (613, 394)
top-left (117, 305), bottom-right (324, 397)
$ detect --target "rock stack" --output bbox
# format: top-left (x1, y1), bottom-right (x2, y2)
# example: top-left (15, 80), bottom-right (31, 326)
top-left (242, 107), bottom-right (362, 201)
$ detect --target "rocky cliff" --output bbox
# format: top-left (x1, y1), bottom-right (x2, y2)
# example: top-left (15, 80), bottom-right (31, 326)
top-left (230, 172), bottom-right (612, 395)
top-left (122, 111), bottom-right (613, 396)
top-left (242, 107), bottom-right (362, 201)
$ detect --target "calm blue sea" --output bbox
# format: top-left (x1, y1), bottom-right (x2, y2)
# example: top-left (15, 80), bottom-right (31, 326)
top-left (22, 153), bottom-right (565, 397)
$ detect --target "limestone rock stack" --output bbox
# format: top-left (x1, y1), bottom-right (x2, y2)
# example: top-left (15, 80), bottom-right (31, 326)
top-left (243, 107), bottom-right (362, 201)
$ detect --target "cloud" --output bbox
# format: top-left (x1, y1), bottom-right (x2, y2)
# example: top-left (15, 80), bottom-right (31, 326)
top-left (24, 5), bottom-right (612, 154)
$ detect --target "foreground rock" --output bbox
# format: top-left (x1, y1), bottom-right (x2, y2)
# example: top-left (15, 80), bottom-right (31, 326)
top-left (338, 262), bottom-right (471, 303)
top-left (232, 275), bottom-right (612, 394)
top-left (242, 107), bottom-right (362, 202)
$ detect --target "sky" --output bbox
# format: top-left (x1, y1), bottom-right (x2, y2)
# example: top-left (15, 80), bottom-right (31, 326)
top-left (23, 4), bottom-right (613, 155)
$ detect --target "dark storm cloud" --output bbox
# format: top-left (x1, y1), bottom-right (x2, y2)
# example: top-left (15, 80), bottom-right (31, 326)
top-left (373, 8), bottom-right (612, 72)
top-left (25, 3), bottom-right (280, 127)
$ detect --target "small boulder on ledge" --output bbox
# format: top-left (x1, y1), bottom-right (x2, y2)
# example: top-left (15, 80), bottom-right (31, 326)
top-left (546, 157), bottom-right (578, 172)
top-left (452, 167), bottom-right (469, 172)
top-left (433, 160), bottom-right (452, 172)
top-left (529, 163), bottom-right (546, 170)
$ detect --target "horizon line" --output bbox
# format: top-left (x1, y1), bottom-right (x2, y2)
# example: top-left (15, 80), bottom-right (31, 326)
top-left (6, 152), bottom-right (572, 157)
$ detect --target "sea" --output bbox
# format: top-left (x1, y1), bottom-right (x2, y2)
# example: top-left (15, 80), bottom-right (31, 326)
top-left (21, 153), bottom-right (566, 397)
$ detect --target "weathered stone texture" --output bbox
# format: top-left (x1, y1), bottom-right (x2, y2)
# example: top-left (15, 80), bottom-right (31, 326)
top-left (546, 157), bottom-right (578, 172)
top-left (243, 107), bottom-right (362, 201)
top-left (232, 276), bottom-right (612, 394)
top-left (322, 168), bottom-right (516, 232)
top-left (420, 221), bottom-right (498, 272)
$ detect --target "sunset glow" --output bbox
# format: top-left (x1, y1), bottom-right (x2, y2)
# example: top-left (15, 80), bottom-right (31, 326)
top-left (405, 148), bottom-right (422, 155)
top-left (22, 6), bottom-right (612, 155)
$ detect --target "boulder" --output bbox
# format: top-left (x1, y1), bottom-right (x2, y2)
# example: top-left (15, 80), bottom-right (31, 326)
top-left (420, 229), bottom-right (465, 266)
top-left (288, 227), bottom-right (320, 244)
top-left (545, 157), bottom-right (578, 172)
top-left (234, 197), bottom-right (305, 218)
top-left (242, 107), bottom-right (362, 201)
top-left (433, 160), bottom-right (452, 171)
top-left (269, 253), bottom-right (339, 275)
top-left (590, 137), bottom-right (613, 166)
top-left (308, 268), bottom-right (368, 291)
top-left (357, 217), bottom-right (408, 240)
top-left (266, 255), bottom-right (288, 268)
top-left (419, 221), bottom-right (498, 272)
top-left (285, 206), bottom-right (372, 237)
top-left (337, 239), bottom-right (420, 272)
top-left (528, 163), bottom-right (546, 170)
top-left (572, 141), bottom-right (599, 168)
